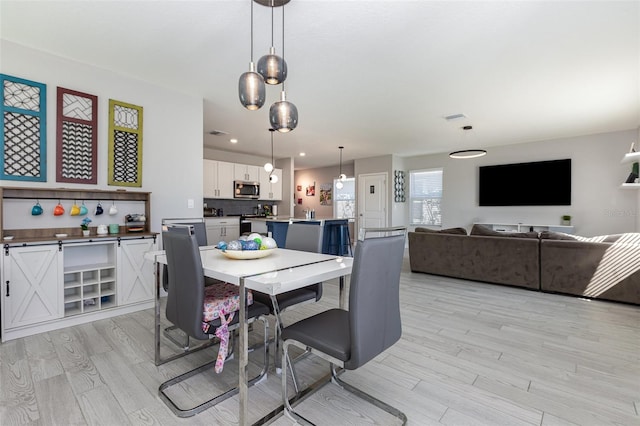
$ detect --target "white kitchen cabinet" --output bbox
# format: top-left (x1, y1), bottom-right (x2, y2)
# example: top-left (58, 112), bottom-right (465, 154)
top-left (117, 238), bottom-right (156, 306)
top-left (234, 163), bottom-right (260, 182)
top-left (259, 168), bottom-right (283, 200)
top-left (205, 217), bottom-right (241, 244)
top-left (204, 160), bottom-right (234, 199)
top-left (2, 245), bottom-right (63, 330)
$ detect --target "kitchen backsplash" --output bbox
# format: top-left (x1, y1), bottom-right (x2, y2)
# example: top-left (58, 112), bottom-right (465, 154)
top-left (203, 198), bottom-right (279, 217)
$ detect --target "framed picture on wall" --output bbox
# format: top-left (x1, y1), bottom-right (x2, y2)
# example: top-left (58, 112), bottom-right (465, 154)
top-left (306, 183), bottom-right (315, 196)
top-left (319, 183), bottom-right (332, 205)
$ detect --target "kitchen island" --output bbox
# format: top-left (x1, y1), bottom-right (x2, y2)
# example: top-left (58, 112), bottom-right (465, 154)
top-left (247, 217), bottom-right (353, 255)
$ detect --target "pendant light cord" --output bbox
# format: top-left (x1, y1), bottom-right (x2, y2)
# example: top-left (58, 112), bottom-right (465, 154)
top-left (270, 129), bottom-right (275, 175)
top-left (339, 146), bottom-right (343, 176)
top-left (250, 0), bottom-right (254, 62)
top-left (282, 4), bottom-right (286, 91)
top-left (270, 4), bottom-right (274, 46)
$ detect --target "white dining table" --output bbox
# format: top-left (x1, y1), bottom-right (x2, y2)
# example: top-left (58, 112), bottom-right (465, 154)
top-left (145, 246), bottom-right (353, 425)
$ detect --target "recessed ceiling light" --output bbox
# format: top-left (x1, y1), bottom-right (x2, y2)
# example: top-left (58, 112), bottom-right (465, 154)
top-left (299, 152), bottom-right (305, 156)
top-left (230, 138), bottom-right (238, 144)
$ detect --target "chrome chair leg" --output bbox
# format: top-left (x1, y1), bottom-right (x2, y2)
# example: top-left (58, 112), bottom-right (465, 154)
top-left (158, 315), bottom-right (269, 418)
top-left (270, 294), bottom-right (300, 393)
top-left (282, 340), bottom-right (407, 426)
top-left (163, 324), bottom-right (190, 349)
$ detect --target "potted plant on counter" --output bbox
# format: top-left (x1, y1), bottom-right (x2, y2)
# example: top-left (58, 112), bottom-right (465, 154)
top-left (561, 215), bottom-right (571, 226)
top-left (81, 217), bottom-right (92, 236)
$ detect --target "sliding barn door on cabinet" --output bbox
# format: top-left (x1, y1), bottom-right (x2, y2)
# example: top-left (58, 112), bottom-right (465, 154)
top-left (2, 245), bottom-right (63, 329)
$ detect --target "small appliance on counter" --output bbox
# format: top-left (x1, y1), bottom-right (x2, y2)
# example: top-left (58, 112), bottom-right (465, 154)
top-left (125, 214), bottom-right (146, 232)
top-left (203, 207), bottom-right (223, 217)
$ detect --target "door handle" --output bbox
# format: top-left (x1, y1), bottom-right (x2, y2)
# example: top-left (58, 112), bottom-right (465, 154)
top-left (5, 280), bottom-right (9, 297)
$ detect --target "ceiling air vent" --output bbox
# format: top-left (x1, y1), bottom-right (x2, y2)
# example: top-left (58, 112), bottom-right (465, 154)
top-left (444, 113), bottom-right (467, 121)
top-left (207, 129), bottom-right (228, 136)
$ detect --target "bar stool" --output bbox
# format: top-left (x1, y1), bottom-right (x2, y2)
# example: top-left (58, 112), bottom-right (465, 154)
top-left (337, 222), bottom-right (353, 256)
top-left (327, 222), bottom-right (353, 256)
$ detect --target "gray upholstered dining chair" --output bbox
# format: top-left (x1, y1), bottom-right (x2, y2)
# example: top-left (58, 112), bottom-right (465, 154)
top-left (252, 223), bottom-right (324, 376)
top-left (161, 223), bottom-right (221, 350)
top-left (159, 229), bottom-right (271, 417)
top-left (280, 228), bottom-right (407, 425)
top-left (253, 223), bottom-right (324, 312)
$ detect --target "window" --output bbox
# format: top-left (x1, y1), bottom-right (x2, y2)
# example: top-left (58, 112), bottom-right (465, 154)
top-left (410, 168), bottom-right (442, 226)
top-left (334, 178), bottom-right (355, 219)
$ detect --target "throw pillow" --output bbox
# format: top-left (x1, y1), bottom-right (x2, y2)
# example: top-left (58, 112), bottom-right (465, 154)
top-left (470, 224), bottom-right (538, 239)
top-left (539, 231), bottom-right (577, 240)
top-left (540, 232), bottom-right (636, 243)
top-left (415, 227), bottom-right (467, 235)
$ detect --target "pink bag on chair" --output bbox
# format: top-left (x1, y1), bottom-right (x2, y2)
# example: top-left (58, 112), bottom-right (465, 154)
top-left (201, 283), bottom-right (254, 373)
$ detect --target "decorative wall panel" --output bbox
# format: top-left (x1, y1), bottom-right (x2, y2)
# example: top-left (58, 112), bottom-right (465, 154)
top-left (394, 170), bottom-right (405, 202)
top-left (56, 87), bottom-right (98, 184)
top-left (108, 99), bottom-right (143, 187)
top-left (1, 74), bottom-right (47, 181)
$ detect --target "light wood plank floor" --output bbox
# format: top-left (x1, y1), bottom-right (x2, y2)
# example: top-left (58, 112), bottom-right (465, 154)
top-left (1, 251), bottom-right (639, 425)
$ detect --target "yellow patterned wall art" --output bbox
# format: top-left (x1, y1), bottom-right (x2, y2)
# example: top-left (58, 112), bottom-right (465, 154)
top-left (108, 99), bottom-right (143, 187)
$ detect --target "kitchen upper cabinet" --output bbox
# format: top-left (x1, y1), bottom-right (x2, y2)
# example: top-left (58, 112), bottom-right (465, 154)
top-left (204, 160), bottom-right (234, 199)
top-left (259, 168), bottom-right (283, 200)
top-left (234, 164), bottom-right (260, 182)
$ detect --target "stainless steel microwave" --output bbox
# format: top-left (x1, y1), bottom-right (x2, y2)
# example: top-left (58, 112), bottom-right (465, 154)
top-left (234, 181), bottom-right (260, 199)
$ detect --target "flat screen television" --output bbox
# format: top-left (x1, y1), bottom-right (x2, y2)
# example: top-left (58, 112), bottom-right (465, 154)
top-left (479, 159), bottom-right (571, 206)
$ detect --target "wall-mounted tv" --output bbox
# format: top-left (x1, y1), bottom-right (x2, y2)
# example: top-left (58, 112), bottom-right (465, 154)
top-left (479, 159), bottom-right (571, 206)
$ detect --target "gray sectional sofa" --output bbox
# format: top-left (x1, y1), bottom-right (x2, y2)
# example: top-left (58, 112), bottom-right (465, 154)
top-left (408, 225), bottom-right (640, 305)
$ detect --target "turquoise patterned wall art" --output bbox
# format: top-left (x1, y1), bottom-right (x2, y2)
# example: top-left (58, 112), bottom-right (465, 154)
top-left (0, 74), bottom-right (47, 182)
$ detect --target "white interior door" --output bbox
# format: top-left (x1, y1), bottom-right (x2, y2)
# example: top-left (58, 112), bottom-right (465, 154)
top-left (357, 172), bottom-right (387, 238)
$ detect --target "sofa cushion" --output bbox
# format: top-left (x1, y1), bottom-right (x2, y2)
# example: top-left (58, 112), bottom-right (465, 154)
top-left (470, 224), bottom-right (538, 239)
top-left (540, 231), bottom-right (632, 243)
top-left (414, 227), bottom-right (467, 235)
top-left (539, 231), bottom-right (577, 240)
top-left (408, 231), bottom-right (540, 289)
top-left (540, 238), bottom-right (640, 304)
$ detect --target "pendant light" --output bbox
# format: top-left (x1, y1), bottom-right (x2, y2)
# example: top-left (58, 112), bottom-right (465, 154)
top-left (238, 0), bottom-right (265, 110)
top-left (257, 3), bottom-right (287, 85)
top-left (264, 128), bottom-right (274, 172)
top-left (336, 146), bottom-right (346, 189)
top-left (269, 3), bottom-right (298, 132)
top-left (449, 125), bottom-right (487, 159)
top-left (268, 129), bottom-right (279, 183)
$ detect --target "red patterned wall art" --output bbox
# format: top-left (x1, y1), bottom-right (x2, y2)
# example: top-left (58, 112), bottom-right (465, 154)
top-left (56, 87), bottom-right (98, 184)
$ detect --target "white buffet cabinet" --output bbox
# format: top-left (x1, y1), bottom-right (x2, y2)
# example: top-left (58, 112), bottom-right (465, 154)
top-left (2, 236), bottom-right (157, 342)
top-left (0, 187), bottom-right (157, 342)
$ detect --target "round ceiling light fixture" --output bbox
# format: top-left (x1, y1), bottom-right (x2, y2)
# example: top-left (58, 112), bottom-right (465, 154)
top-left (449, 149), bottom-right (487, 159)
top-left (449, 125), bottom-right (486, 159)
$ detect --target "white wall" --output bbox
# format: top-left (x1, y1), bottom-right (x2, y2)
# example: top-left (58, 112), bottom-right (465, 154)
top-left (402, 130), bottom-right (638, 236)
top-left (1, 40), bottom-right (204, 233)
